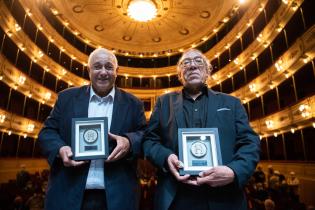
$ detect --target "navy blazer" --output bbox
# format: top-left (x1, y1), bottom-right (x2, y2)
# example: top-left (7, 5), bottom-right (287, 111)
top-left (143, 89), bottom-right (260, 210)
top-left (38, 86), bottom-right (146, 210)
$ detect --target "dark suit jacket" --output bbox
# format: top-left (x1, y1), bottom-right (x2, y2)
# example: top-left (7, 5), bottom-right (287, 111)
top-left (38, 86), bottom-right (146, 210)
top-left (143, 89), bottom-right (260, 210)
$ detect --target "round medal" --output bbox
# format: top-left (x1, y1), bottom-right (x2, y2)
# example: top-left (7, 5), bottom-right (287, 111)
top-left (83, 129), bottom-right (98, 144)
top-left (190, 141), bottom-right (207, 158)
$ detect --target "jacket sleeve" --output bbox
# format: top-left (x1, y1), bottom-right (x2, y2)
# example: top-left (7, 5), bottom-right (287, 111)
top-left (142, 97), bottom-right (174, 169)
top-left (123, 99), bottom-right (147, 158)
top-left (38, 94), bottom-right (67, 167)
top-left (226, 98), bottom-right (260, 189)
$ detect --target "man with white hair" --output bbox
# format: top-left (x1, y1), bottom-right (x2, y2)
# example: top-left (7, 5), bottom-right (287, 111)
top-left (143, 49), bottom-right (260, 210)
top-left (39, 48), bottom-right (146, 210)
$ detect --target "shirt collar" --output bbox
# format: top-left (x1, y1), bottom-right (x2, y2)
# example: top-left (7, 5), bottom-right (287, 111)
top-left (89, 86), bottom-right (115, 103)
top-left (182, 84), bottom-right (208, 99)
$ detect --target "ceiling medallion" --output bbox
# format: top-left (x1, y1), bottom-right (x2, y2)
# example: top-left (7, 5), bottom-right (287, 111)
top-left (127, 0), bottom-right (157, 22)
top-left (122, 35), bottom-right (132, 41)
top-left (152, 37), bottom-right (161, 42)
top-left (72, 5), bottom-right (83, 13)
top-left (200, 11), bottom-right (210, 18)
top-left (94, 25), bottom-right (104, 32)
top-left (179, 28), bottom-right (189, 35)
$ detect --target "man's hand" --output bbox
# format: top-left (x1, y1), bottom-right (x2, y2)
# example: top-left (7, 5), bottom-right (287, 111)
top-left (59, 146), bottom-right (87, 167)
top-left (167, 154), bottom-right (198, 185)
top-left (197, 166), bottom-right (235, 187)
top-left (106, 133), bottom-right (130, 162)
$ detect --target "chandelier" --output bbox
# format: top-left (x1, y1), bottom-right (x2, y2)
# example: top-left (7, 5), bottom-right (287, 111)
top-left (127, 0), bottom-right (157, 22)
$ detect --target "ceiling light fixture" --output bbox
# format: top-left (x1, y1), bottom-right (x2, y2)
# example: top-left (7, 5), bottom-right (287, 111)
top-left (127, 0), bottom-right (157, 22)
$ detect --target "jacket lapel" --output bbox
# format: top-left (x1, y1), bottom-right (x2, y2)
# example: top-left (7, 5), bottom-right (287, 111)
top-left (173, 91), bottom-right (186, 129)
top-left (110, 87), bottom-right (127, 134)
top-left (73, 86), bottom-right (90, 118)
top-left (206, 89), bottom-right (220, 127)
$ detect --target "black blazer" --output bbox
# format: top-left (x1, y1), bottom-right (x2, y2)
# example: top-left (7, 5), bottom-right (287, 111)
top-left (38, 86), bottom-right (146, 210)
top-left (143, 89), bottom-right (260, 210)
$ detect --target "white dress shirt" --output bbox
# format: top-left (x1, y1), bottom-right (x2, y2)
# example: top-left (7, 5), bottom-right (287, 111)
top-left (85, 86), bottom-right (115, 189)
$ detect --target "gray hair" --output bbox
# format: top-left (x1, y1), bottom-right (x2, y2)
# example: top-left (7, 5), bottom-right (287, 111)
top-left (87, 48), bottom-right (118, 69)
top-left (176, 48), bottom-right (213, 83)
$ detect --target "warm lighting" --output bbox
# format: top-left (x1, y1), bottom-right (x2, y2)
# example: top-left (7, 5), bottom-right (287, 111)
top-left (265, 120), bottom-right (274, 129)
top-left (37, 24), bottom-right (43, 31)
top-left (269, 81), bottom-right (274, 89)
top-left (127, 0), bottom-right (157, 22)
top-left (27, 124), bottom-right (35, 132)
top-left (0, 114), bottom-right (5, 123)
top-left (239, 0), bottom-right (246, 4)
top-left (274, 132), bottom-right (278, 137)
top-left (61, 69), bottom-right (67, 76)
top-left (38, 51), bottom-right (44, 58)
top-left (249, 84), bottom-right (256, 92)
top-left (23, 134), bottom-right (27, 138)
top-left (7, 31), bottom-right (13, 37)
top-left (18, 75), bottom-right (26, 85)
top-left (275, 59), bottom-right (284, 71)
top-left (222, 17), bottom-right (229, 23)
top-left (246, 20), bottom-right (252, 27)
top-left (276, 25), bottom-right (283, 32)
top-left (282, 0), bottom-right (289, 4)
top-left (302, 55), bottom-right (310, 63)
top-left (299, 104), bottom-right (310, 118)
top-left (256, 34), bottom-right (263, 42)
top-left (26, 9), bottom-right (32, 16)
top-left (44, 92), bottom-right (51, 100)
top-left (312, 122), bottom-right (315, 128)
top-left (234, 58), bottom-right (239, 65)
top-left (8, 130), bottom-right (12, 136)
top-left (19, 44), bottom-right (25, 51)
top-left (202, 36), bottom-right (208, 41)
top-left (263, 41), bottom-right (269, 48)
top-left (291, 128), bottom-right (295, 133)
top-left (15, 24), bottom-right (21, 31)
top-left (51, 8), bottom-right (59, 15)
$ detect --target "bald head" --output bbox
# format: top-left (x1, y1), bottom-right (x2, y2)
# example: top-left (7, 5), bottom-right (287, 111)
top-left (88, 48), bottom-right (118, 69)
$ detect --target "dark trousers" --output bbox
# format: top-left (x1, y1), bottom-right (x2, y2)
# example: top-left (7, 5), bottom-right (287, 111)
top-left (169, 184), bottom-right (209, 210)
top-left (81, 189), bottom-right (107, 210)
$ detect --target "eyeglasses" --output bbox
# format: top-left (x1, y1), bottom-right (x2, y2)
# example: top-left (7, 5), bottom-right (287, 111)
top-left (91, 62), bottom-right (115, 72)
top-left (180, 56), bottom-right (205, 68)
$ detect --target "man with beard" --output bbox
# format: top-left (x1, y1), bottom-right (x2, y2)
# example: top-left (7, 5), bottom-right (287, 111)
top-left (39, 48), bottom-right (146, 210)
top-left (143, 49), bottom-right (260, 210)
